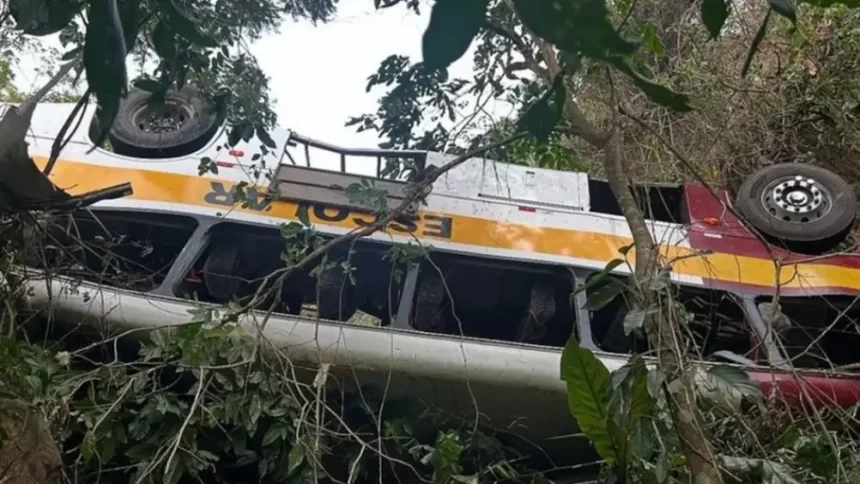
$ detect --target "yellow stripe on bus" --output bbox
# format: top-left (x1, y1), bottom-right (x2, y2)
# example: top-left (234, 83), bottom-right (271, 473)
top-left (34, 156), bottom-right (860, 293)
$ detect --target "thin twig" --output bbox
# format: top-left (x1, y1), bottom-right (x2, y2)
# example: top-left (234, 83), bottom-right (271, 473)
top-left (44, 90), bottom-right (92, 176)
top-left (245, 132), bottom-right (529, 330)
top-left (164, 367), bottom-right (206, 478)
top-left (618, 105), bottom-right (777, 261)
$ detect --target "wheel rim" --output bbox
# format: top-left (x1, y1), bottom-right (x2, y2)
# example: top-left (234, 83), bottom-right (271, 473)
top-left (760, 174), bottom-right (833, 224)
top-left (131, 100), bottom-right (194, 134)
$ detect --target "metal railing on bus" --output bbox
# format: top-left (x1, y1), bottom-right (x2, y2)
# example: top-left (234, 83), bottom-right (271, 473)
top-left (283, 132), bottom-right (427, 180)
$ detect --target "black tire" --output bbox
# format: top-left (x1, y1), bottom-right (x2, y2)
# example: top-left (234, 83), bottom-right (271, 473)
top-left (735, 163), bottom-right (857, 248)
top-left (107, 86), bottom-right (221, 158)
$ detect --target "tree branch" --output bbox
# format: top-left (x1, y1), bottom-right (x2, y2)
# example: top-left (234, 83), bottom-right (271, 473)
top-left (508, 14), bottom-right (724, 483)
top-left (242, 132), bottom-right (529, 329)
top-left (14, 57), bottom-right (82, 129)
top-left (44, 90), bottom-right (92, 176)
top-left (618, 105), bottom-right (777, 261)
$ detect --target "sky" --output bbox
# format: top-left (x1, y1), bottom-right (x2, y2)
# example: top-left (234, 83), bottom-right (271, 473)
top-left (13, 1), bottom-right (512, 152)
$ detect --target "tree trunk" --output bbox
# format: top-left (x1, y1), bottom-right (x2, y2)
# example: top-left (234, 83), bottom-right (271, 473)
top-left (511, 17), bottom-right (724, 481)
top-left (603, 133), bottom-right (723, 483)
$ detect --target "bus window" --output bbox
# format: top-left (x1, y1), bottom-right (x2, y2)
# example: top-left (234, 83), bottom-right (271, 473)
top-left (31, 210), bottom-right (197, 292)
top-left (407, 255), bottom-right (577, 347)
top-left (175, 221), bottom-right (407, 326)
top-left (584, 274), bottom-right (646, 354)
top-left (761, 296), bottom-right (860, 371)
top-left (587, 276), bottom-right (759, 362)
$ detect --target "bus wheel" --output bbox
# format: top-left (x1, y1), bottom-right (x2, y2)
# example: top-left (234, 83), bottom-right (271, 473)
top-left (735, 163), bottom-right (857, 250)
top-left (107, 86), bottom-right (221, 158)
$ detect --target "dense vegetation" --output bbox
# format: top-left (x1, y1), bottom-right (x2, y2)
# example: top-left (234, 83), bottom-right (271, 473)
top-left (0, 0), bottom-right (859, 482)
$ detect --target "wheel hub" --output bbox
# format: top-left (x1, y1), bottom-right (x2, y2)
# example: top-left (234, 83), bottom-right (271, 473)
top-left (761, 175), bottom-right (832, 224)
top-left (132, 101), bottom-right (193, 135)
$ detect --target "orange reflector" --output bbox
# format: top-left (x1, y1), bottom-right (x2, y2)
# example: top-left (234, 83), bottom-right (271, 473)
top-left (702, 216), bottom-right (720, 226)
top-left (228, 149), bottom-right (244, 157)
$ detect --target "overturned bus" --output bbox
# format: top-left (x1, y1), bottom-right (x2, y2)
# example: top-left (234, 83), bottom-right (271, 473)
top-left (9, 86), bottom-right (860, 464)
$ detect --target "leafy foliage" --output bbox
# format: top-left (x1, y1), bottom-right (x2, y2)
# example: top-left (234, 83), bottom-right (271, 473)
top-left (422, 0), bottom-right (490, 71)
top-left (0, 315), bottom-right (553, 483)
top-left (5, 0), bottom-right (340, 140)
top-left (511, 0), bottom-right (637, 61)
top-left (515, 75), bottom-right (567, 140)
top-left (345, 54), bottom-right (467, 151)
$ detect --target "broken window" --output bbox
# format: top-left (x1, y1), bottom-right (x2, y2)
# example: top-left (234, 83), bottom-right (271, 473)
top-left (679, 288), bottom-right (759, 363)
top-left (176, 222), bottom-right (408, 326)
top-left (585, 274), bottom-right (649, 354)
top-left (762, 296), bottom-right (860, 371)
top-left (32, 210), bottom-right (197, 292)
top-left (407, 254), bottom-right (577, 347)
top-left (588, 179), bottom-right (686, 224)
top-left (587, 276), bottom-right (759, 363)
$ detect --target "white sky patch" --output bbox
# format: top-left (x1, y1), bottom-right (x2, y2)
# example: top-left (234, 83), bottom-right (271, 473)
top-left (12, 2), bottom-right (515, 155)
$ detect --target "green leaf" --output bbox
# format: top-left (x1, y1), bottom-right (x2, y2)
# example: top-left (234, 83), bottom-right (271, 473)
top-left (287, 442), bottom-right (306, 476)
top-left (157, 0), bottom-right (217, 47)
top-left (607, 357), bottom-right (653, 471)
top-left (117, 0), bottom-right (143, 50)
top-left (515, 75), bottom-right (566, 141)
top-left (609, 57), bottom-right (692, 112)
top-left (698, 364), bottom-right (763, 410)
top-left (81, 432), bottom-right (96, 461)
top-left (151, 20), bottom-right (177, 61)
top-left (623, 308), bottom-right (656, 335)
top-left (706, 365), bottom-right (762, 397)
top-left (241, 123), bottom-right (255, 142)
top-left (227, 125), bottom-right (243, 147)
top-left (10, 0), bottom-right (82, 36)
top-left (248, 394), bottom-right (262, 427)
top-left (134, 78), bottom-right (162, 93)
top-left (257, 126), bottom-right (277, 149)
top-left (655, 451), bottom-right (670, 483)
top-left (646, 368), bottom-right (666, 398)
top-left (262, 423), bottom-right (286, 446)
top-left (640, 22), bottom-right (665, 55)
top-left (512, 0), bottom-right (638, 60)
top-left (701, 0), bottom-right (729, 39)
top-left (433, 431), bottom-right (465, 482)
top-left (583, 278), bottom-right (625, 311)
top-left (100, 429), bottom-right (118, 462)
top-left (296, 204), bottom-right (311, 227)
top-left (617, 243), bottom-right (633, 256)
top-left (559, 337), bottom-right (615, 462)
top-left (574, 258), bottom-right (625, 296)
top-left (629, 419), bottom-right (655, 461)
top-left (422, 0), bottom-right (490, 70)
top-left (164, 455), bottom-right (183, 484)
top-left (720, 456), bottom-right (801, 484)
top-left (84, 0), bottom-right (129, 151)
top-left (61, 46), bottom-right (82, 60)
top-left (742, 9), bottom-right (771, 78)
top-left (768, 0), bottom-right (796, 23)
